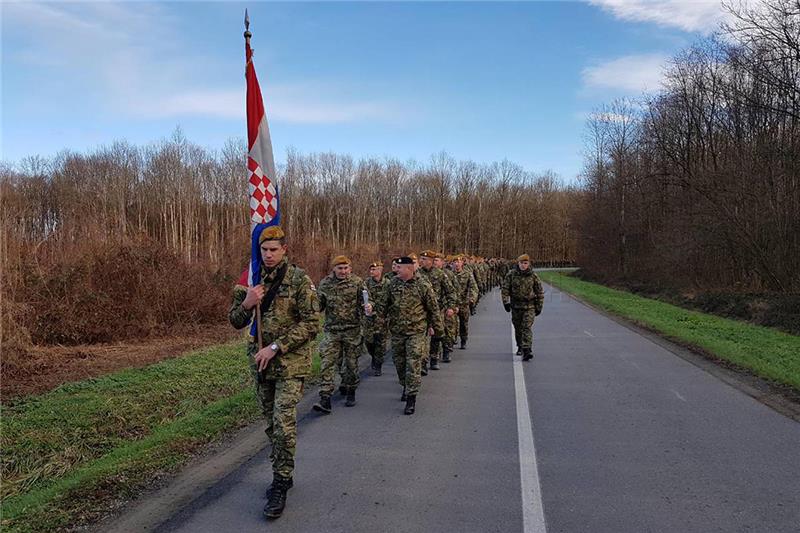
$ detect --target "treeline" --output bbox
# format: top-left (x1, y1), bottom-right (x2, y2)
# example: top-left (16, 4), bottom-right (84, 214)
top-left (578, 0), bottom-right (800, 292)
top-left (1, 138), bottom-right (579, 349)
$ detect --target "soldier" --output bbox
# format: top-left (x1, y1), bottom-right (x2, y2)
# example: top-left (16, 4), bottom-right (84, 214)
top-left (501, 254), bottom-right (545, 361)
top-left (313, 256), bottom-right (371, 413)
top-left (378, 256), bottom-right (443, 415)
top-left (384, 257), bottom-right (400, 281)
top-left (464, 257), bottom-right (481, 315)
top-left (364, 261), bottom-right (388, 376)
top-left (434, 253), bottom-right (458, 363)
top-left (229, 226), bottom-right (320, 520)
top-left (452, 255), bottom-right (478, 349)
top-left (418, 250), bottom-right (457, 371)
top-left (408, 252), bottom-right (434, 375)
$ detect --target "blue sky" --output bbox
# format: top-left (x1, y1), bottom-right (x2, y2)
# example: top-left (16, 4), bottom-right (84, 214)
top-left (1, 1), bottom-right (728, 180)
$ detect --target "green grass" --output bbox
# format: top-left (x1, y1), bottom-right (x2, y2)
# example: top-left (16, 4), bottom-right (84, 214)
top-left (538, 271), bottom-right (800, 391)
top-left (2, 334), bottom-right (323, 533)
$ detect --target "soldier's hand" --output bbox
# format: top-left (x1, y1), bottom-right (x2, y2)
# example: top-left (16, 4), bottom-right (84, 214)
top-left (446, 308), bottom-right (455, 318)
top-left (427, 327), bottom-right (434, 337)
top-left (535, 308), bottom-right (542, 316)
top-left (504, 303), bottom-right (512, 313)
top-left (243, 285), bottom-right (266, 310)
top-left (255, 345), bottom-right (277, 371)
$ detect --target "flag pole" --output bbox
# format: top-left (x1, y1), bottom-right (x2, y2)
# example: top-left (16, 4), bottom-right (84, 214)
top-left (245, 8), bottom-right (264, 352)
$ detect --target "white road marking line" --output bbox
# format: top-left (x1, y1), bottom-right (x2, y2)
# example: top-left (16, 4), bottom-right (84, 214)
top-left (512, 327), bottom-right (547, 533)
top-left (671, 389), bottom-right (687, 402)
top-left (583, 330), bottom-right (594, 337)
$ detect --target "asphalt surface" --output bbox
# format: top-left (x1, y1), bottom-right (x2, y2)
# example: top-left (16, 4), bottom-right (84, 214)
top-left (155, 286), bottom-right (800, 533)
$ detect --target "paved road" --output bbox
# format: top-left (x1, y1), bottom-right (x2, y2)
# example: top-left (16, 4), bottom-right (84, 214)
top-left (156, 286), bottom-right (800, 533)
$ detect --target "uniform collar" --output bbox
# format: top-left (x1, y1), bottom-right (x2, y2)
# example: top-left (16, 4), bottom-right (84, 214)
top-left (262, 257), bottom-right (289, 282)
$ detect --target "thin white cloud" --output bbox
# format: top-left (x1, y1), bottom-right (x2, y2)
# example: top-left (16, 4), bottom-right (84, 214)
top-left (582, 53), bottom-right (668, 93)
top-left (4, 2), bottom-right (400, 125)
top-left (141, 86), bottom-right (401, 124)
top-left (589, 0), bottom-right (728, 33)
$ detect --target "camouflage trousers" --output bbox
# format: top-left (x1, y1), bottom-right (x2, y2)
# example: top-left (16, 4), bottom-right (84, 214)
top-left (427, 311), bottom-right (451, 361)
top-left (249, 370), bottom-right (304, 480)
top-left (427, 335), bottom-right (442, 363)
top-left (511, 307), bottom-right (536, 351)
top-left (364, 330), bottom-right (387, 367)
top-left (319, 328), bottom-right (362, 396)
top-left (444, 311), bottom-right (459, 351)
top-left (457, 306), bottom-right (471, 340)
top-left (391, 332), bottom-right (427, 395)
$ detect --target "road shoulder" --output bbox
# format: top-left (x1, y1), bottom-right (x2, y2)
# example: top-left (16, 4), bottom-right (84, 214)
top-left (544, 282), bottom-right (800, 423)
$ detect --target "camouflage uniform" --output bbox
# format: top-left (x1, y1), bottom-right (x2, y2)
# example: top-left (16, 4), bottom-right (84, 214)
top-left (229, 257), bottom-right (320, 480)
top-left (418, 264), bottom-right (456, 366)
top-left (380, 275), bottom-right (443, 395)
top-left (317, 273), bottom-right (368, 397)
top-left (441, 266), bottom-right (460, 355)
top-left (453, 268), bottom-right (478, 346)
top-left (465, 262), bottom-right (481, 313)
top-left (501, 266), bottom-right (545, 354)
top-left (363, 275), bottom-right (389, 370)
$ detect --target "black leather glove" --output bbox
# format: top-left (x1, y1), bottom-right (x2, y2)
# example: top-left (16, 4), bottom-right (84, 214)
top-left (503, 303), bottom-right (511, 313)
top-left (535, 307), bottom-right (542, 316)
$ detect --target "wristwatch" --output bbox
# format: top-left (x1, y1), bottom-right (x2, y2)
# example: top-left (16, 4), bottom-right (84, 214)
top-left (270, 343), bottom-right (279, 353)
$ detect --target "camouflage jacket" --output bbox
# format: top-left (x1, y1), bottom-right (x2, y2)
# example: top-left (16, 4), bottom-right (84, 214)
top-left (418, 266), bottom-right (456, 311)
top-left (502, 266), bottom-right (544, 312)
top-left (364, 275), bottom-right (389, 334)
top-left (453, 268), bottom-right (478, 306)
top-left (380, 275), bottom-right (444, 337)
top-left (229, 257), bottom-right (321, 379)
top-left (442, 268), bottom-right (459, 308)
top-left (318, 273), bottom-right (368, 332)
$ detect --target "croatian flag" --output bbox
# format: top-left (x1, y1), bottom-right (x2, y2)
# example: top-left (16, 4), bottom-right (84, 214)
top-left (245, 19), bottom-right (279, 334)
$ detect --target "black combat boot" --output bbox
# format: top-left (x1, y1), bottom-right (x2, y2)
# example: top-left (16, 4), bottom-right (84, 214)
top-left (265, 476), bottom-right (293, 498)
top-left (345, 387), bottom-right (356, 407)
top-left (430, 357), bottom-right (440, 370)
top-left (460, 338), bottom-right (467, 350)
top-left (263, 475), bottom-right (291, 519)
top-left (373, 364), bottom-right (382, 377)
top-left (421, 360), bottom-right (428, 376)
top-left (312, 395), bottom-right (332, 414)
top-left (400, 386), bottom-right (407, 402)
top-left (516, 348), bottom-right (522, 356)
top-left (522, 349), bottom-right (533, 361)
top-left (404, 394), bottom-right (417, 415)
top-left (442, 350), bottom-right (451, 363)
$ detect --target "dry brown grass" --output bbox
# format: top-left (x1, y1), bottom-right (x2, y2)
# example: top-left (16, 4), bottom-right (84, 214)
top-left (1, 325), bottom-right (237, 402)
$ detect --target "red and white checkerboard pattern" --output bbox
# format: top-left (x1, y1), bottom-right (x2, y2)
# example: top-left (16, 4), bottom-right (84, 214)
top-left (248, 156), bottom-right (278, 225)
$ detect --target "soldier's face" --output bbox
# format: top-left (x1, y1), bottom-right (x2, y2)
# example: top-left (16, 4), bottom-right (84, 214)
top-left (334, 264), bottom-right (352, 279)
top-left (260, 241), bottom-right (287, 268)
top-left (369, 266), bottom-right (382, 279)
top-left (454, 259), bottom-right (463, 271)
top-left (397, 264), bottom-right (414, 281)
top-left (420, 256), bottom-right (433, 269)
top-left (392, 263), bottom-right (399, 273)
top-left (519, 260), bottom-right (530, 270)
top-left (433, 258), bottom-right (444, 268)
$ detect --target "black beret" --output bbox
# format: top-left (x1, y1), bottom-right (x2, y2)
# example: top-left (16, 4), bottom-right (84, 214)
top-left (395, 256), bottom-right (414, 265)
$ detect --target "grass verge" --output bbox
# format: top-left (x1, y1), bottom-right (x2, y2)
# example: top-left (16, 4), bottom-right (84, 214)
top-left (538, 271), bottom-right (800, 392)
top-left (1, 337), bottom-right (322, 533)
